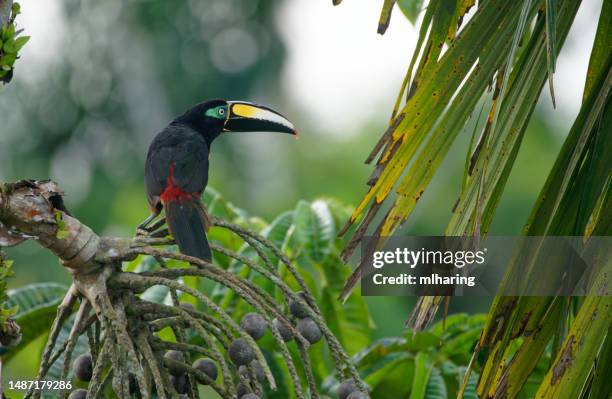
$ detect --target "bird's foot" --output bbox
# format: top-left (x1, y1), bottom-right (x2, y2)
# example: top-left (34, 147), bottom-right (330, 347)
top-left (149, 228), bottom-right (170, 238)
top-left (135, 227), bottom-right (151, 237)
top-left (135, 216), bottom-right (166, 237)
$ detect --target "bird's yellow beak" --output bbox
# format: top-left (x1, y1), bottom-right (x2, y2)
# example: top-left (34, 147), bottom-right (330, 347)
top-left (224, 101), bottom-right (297, 136)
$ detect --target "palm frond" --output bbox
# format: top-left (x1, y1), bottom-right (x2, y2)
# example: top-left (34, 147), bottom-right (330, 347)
top-left (336, 1), bottom-right (611, 397)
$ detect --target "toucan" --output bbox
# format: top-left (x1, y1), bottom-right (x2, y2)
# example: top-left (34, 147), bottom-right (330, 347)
top-left (140, 100), bottom-right (297, 262)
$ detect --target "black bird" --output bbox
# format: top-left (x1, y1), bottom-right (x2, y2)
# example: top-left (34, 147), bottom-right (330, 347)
top-left (140, 100), bottom-right (297, 262)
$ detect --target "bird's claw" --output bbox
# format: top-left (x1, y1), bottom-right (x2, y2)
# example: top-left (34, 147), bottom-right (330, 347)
top-left (135, 214), bottom-right (166, 238)
top-left (135, 228), bottom-right (151, 237)
top-left (150, 228), bottom-right (170, 238)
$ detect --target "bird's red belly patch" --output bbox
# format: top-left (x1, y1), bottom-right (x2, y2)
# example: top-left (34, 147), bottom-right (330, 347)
top-left (159, 163), bottom-right (196, 203)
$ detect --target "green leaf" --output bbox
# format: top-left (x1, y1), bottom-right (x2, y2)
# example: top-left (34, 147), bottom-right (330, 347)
top-left (587, 330), bottom-right (612, 399)
top-left (545, 0), bottom-right (557, 107)
top-left (477, 54), bottom-right (611, 394)
top-left (124, 254), bottom-right (158, 273)
top-left (42, 313), bottom-right (90, 387)
top-left (410, 352), bottom-right (434, 399)
top-left (583, 165), bottom-right (610, 239)
top-left (457, 366), bottom-right (479, 399)
top-left (203, 186), bottom-right (246, 222)
top-left (13, 35), bottom-right (29, 51)
top-left (319, 277), bottom-right (371, 355)
top-left (352, 337), bottom-right (407, 366)
top-left (4, 283), bottom-right (69, 362)
top-left (1, 52), bottom-right (16, 66)
top-left (480, 299), bottom-right (560, 398)
top-left (257, 210), bottom-right (295, 267)
top-left (524, 50), bottom-right (611, 237)
top-left (2, 37), bottom-right (15, 53)
top-left (262, 350), bottom-right (293, 399)
top-left (344, 0), bottom-right (534, 243)
top-left (323, 197), bottom-right (353, 229)
top-left (3, 23), bottom-right (14, 40)
top-left (427, 313), bottom-right (481, 335)
top-left (141, 284), bottom-right (170, 304)
top-left (293, 200), bottom-right (335, 263)
top-left (424, 367), bottom-right (447, 399)
top-left (8, 283), bottom-right (67, 319)
top-left (535, 263), bottom-right (612, 398)
top-left (365, 354), bottom-right (414, 398)
top-left (212, 210), bottom-right (294, 307)
top-left (583, 0), bottom-right (611, 101)
top-left (398, 0), bottom-right (425, 24)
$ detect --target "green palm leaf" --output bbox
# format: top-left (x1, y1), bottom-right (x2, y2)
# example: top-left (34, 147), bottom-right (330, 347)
top-left (336, 0), bottom-right (611, 397)
top-left (4, 283), bottom-right (68, 362)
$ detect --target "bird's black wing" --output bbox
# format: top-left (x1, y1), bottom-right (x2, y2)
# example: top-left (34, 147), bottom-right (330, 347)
top-left (144, 124), bottom-right (209, 210)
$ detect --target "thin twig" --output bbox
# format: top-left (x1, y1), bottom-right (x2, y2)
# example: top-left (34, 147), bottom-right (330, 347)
top-left (60, 300), bottom-right (92, 399)
top-left (27, 285), bottom-right (78, 399)
top-left (133, 329), bottom-right (168, 399)
top-left (86, 338), bottom-right (111, 399)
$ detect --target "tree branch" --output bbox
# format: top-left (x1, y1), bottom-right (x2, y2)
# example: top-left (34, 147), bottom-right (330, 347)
top-left (0, 179), bottom-right (367, 398)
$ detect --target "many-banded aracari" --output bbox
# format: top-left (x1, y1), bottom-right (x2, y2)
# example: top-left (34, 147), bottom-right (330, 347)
top-left (140, 100), bottom-right (297, 262)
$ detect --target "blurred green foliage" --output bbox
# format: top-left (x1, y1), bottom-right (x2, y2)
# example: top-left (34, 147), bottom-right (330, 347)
top-left (324, 314), bottom-right (486, 399)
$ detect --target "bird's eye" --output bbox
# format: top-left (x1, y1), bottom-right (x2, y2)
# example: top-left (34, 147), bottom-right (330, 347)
top-left (219, 108), bottom-right (225, 115)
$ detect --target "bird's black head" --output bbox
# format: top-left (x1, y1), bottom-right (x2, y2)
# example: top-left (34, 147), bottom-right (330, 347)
top-left (174, 99), bottom-right (297, 146)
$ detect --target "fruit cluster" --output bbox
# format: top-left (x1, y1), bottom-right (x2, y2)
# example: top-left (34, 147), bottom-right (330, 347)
top-left (65, 293), bottom-right (367, 398)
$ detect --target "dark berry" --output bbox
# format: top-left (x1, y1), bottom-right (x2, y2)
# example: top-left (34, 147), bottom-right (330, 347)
top-left (171, 373), bottom-right (187, 394)
top-left (288, 292), bottom-right (310, 319)
top-left (164, 349), bottom-right (185, 362)
top-left (273, 317), bottom-right (293, 342)
top-left (236, 382), bottom-right (249, 397)
top-left (68, 390), bottom-right (87, 399)
top-left (193, 357), bottom-right (218, 383)
top-left (164, 350), bottom-right (185, 376)
top-left (229, 338), bottom-right (255, 366)
top-left (180, 302), bottom-right (195, 311)
top-left (297, 318), bottom-right (322, 344)
top-left (240, 313), bottom-right (266, 340)
top-left (239, 360), bottom-right (265, 382)
top-left (73, 353), bottom-right (93, 382)
top-left (338, 379), bottom-right (358, 399)
top-left (347, 392), bottom-right (369, 399)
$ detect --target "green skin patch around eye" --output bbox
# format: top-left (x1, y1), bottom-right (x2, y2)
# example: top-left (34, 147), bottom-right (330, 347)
top-left (205, 105), bottom-right (228, 119)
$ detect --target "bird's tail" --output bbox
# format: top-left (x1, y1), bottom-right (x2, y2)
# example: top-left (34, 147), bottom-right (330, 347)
top-left (164, 199), bottom-right (212, 262)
